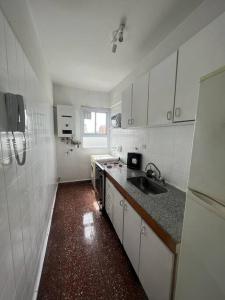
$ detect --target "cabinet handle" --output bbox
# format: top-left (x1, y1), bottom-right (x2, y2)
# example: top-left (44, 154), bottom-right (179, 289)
top-left (175, 107), bottom-right (181, 118)
top-left (141, 226), bottom-right (146, 235)
top-left (124, 203), bottom-right (127, 211)
top-left (128, 119), bottom-right (131, 125)
top-left (120, 199), bottom-right (124, 207)
top-left (167, 111), bottom-right (172, 121)
top-left (131, 118), bottom-right (134, 125)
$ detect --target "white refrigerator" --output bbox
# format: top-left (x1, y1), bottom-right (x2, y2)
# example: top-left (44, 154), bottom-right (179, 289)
top-left (175, 67), bottom-right (225, 300)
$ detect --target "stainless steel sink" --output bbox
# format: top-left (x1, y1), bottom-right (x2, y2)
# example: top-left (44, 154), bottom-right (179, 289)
top-left (127, 176), bottom-right (167, 195)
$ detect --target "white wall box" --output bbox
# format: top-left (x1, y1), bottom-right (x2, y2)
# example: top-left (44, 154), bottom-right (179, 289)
top-left (56, 104), bottom-right (74, 137)
top-left (148, 52), bottom-right (177, 126)
top-left (123, 200), bottom-right (142, 274)
top-left (175, 13), bottom-right (225, 122)
top-left (132, 72), bottom-right (149, 127)
top-left (139, 220), bottom-right (174, 300)
top-left (121, 84), bottom-right (133, 129)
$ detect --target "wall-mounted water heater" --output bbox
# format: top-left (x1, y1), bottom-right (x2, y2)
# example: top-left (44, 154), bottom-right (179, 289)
top-left (56, 105), bottom-right (74, 137)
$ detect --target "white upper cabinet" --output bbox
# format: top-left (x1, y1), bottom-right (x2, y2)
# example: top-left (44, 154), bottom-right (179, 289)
top-left (148, 52), bottom-right (177, 126)
top-left (174, 13), bottom-right (225, 122)
top-left (139, 220), bottom-right (174, 300)
top-left (132, 72), bottom-right (149, 127)
top-left (121, 84), bottom-right (132, 129)
top-left (123, 200), bottom-right (142, 274)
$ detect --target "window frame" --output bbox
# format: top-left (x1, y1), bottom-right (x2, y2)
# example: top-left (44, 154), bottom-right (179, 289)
top-left (80, 106), bottom-right (110, 148)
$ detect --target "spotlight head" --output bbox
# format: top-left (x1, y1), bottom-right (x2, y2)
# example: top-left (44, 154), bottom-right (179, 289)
top-left (112, 43), bottom-right (117, 53)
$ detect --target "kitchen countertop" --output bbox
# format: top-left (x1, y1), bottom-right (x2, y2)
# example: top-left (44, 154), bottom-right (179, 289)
top-left (104, 165), bottom-right (186, 253)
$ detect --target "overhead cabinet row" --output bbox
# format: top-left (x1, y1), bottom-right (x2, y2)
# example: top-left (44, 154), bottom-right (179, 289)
top-left (121, 13), bottom-right (225, 128)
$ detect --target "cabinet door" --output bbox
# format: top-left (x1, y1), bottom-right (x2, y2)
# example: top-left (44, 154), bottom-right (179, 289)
top-left (123, 200), bottom-right (141, 274)
top-left (139, 220), bottom-right (174, 300)
top-left (132, 72), bottom-right (149, 127)
top-left (105, 179), bottom-right (113, 222)
top-left (121, 84), bottom-right (132, 129)
top-left (148, 52), bottom-right (177, 126)
top-left (111, 186), bottom-right (124, 243)
top-left (175, 14), bottom-right (225, 122)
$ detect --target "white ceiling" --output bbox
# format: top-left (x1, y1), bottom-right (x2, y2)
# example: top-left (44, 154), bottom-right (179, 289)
top-left (29, 0), bottom-right (204, 92)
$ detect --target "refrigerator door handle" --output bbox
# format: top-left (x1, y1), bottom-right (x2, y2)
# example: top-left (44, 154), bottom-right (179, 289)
top-left (189, 189), bottom-right (225, 218)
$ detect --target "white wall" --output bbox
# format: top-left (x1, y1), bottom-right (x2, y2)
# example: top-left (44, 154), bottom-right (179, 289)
top-left (0, 5), bottom-right (56, 300)
top-left (53, 83), bottom-right (110, 182)
top-left (0, 0), bottom-right (53, 101)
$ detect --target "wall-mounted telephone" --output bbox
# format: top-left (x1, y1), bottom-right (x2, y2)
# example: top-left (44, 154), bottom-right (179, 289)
top-left (5, 93), bottom-right (25, 132)
top-left (4, 93), bottom-right (26, 165)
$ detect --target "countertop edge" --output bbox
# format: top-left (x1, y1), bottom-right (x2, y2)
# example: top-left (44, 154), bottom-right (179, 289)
top-left (105, 171), bottom-right (179, 254)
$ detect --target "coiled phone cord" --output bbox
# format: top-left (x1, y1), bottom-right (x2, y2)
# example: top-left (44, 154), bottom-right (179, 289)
top-left (12, 132), bottom-right (26, 166)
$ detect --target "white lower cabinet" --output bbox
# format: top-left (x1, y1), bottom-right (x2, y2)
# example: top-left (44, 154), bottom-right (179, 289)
top-left (123, 200), bottom-right (142, 274)
top-left (105, 179), bottom-right (175, 300)
top-left (105, 178), bottom-right (124, 242)
top-left (111, 187), bottom-right (124, 243)
top-left (139, 220), bottom-right (174, 300)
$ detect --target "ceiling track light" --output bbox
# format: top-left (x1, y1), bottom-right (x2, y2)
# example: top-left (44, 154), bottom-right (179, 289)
top-left (111, 22), bottom-right (126, 53)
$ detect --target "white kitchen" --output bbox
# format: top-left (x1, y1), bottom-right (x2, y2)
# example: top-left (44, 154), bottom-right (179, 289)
top-left (0, 1), bottom-right (225, 300)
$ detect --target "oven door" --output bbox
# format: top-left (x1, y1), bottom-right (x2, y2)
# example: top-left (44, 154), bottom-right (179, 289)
top-left (95, 164), bottom-right (105, 210)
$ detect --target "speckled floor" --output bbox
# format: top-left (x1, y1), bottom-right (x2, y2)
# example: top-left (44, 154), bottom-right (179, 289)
top-left (37, 181), bottom-right (147, 300)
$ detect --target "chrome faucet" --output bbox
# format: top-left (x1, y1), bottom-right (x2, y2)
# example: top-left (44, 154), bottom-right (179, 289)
top-left (145, 162), bottom-right (165, 184)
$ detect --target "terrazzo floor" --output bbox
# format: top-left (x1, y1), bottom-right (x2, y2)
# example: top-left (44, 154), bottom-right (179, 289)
top-left (37, 181), bottom-right (147, 300)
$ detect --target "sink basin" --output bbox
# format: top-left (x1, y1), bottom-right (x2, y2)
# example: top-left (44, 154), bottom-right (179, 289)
top-left (127, 176), bottom-right (167, 195)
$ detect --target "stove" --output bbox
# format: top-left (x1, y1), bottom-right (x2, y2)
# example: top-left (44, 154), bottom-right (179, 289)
top-left (94, 160), bottom-right (124, 210)
top-left (102, 161), bottom-right (124, 169)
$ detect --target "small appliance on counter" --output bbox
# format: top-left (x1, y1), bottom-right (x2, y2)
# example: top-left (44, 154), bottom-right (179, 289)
top-left (111, 113), bottom-right (121, 128)
top-left (127, 152), bottom-right (142, 170)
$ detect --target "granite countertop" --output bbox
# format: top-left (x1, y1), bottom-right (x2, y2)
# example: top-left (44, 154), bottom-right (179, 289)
top-left (104, 165), bottom-right (186, 252)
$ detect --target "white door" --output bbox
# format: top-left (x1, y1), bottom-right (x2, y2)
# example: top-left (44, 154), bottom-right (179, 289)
top-left (123, 200), bottom-right (141, 274)
top-left (111, 186), bottom-right (124, 243)
top-left (175, 191), bottom-right (225, 300)
top-left (132, 72), bottom-right (149, 127)
top-left (174, 13), bottom-right (225, 122)
top-left (139, 220), bottom-right (174, 300)
top-left (148, 52), bottom-right (177, 126)
top-left (105, 179), bottom-right (113, 222)
top-left (121, 84), bottom-right (132, 129)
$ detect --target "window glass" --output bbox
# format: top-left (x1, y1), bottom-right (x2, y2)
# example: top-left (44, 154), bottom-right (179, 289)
top-left (81, 107), bottom-right (109, 148)
top-left (96, 112), bottom-right (107, 134)
top-left (84, 111), bottom-right (95, 134)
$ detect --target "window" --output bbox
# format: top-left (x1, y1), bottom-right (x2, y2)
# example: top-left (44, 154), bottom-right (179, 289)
top-left (81, 107), bottom-right (109, 148)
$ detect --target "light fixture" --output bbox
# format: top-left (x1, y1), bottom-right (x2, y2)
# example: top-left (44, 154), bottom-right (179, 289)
top-left (111, 21), bottom-right (126, 53)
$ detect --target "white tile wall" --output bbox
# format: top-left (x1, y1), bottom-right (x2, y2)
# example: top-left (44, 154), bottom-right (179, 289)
top-left (111, 123), bottom-right (194, 191)
top-left (0, 9), bottom-right (57, 300)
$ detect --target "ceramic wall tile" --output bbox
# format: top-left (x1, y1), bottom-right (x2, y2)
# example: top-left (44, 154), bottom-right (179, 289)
top-left (111, 124), bottom-right (194, 191)
top-left (0, 9), bottom-right (56, 300)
